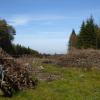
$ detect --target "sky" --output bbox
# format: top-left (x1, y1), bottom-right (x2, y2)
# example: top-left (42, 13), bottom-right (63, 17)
top-left (0, 0), bottom-right (100, 54)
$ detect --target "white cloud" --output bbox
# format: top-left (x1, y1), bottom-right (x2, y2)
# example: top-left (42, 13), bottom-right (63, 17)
top-left (8, 15), bottom-right (32, 26)
top-left (31, 15), bottom-right (67, 21)
top-left (8, 14), bottom-right (78, 26)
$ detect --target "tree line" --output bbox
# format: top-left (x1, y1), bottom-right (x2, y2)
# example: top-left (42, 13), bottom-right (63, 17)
top-left (0, 19), bottom-right (40, 57)
top-left (68, 16), bottom-right (100, 51)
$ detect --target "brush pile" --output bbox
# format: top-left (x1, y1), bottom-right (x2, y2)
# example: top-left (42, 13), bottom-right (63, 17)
top-left (58, 49), bottom-right (100, 68)
top-left (0, 48), bottom-right (37, 97)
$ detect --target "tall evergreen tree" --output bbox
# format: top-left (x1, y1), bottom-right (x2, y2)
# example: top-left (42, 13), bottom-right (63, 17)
top-left (94, 25), bottom-right (100, 49)
top-left (68, 29), bottom-right (77, 51)
top-left (77, 21), bottom-right (85, 48)
top-left (77, 16), bottom-right (97, 49)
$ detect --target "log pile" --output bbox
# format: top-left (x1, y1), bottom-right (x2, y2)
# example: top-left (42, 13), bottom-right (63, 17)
top-left (0, 48), bottom-right (38, 97)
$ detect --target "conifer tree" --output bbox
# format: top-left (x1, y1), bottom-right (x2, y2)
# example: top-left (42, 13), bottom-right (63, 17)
top-left (68, 29), bottom-right (77, 51)
top-left (77, 16), bottom-right (97, 49)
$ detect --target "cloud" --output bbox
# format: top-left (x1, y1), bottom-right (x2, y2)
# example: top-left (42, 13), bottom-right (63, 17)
top-left (31, 15), bottom-right (67, 21)
top-left (8, 15), bottom-right (32, 26)
top-left (8, 14), bottom-right (78, 26)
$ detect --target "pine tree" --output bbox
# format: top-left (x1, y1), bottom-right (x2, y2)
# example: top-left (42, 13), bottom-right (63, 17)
top-left (77, 21), bottom-right (85, 48)
top-left (68, 29), bottom-right (77, 51)
top-left (94, 25), bottom-right (100, 49)
top-left (77, 16), bottom-right (97, 49)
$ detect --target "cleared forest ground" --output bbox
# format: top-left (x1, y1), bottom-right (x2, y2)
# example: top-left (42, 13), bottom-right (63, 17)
top-left (0, 59), bottom-right (100, 100)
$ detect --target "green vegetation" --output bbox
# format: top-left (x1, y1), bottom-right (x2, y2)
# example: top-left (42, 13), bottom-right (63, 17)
top-left (0, 19), bottom-right (15, 54)
top-left (0, 64), bottom-right (99, 100)
top-left (12, 44), bottom-right (40, 57)
top-left (68, 16), bottom-right (100, 50)
top-left (0, 19), bottom-right (40, 56)
top-left (0, 16), bottom-right (100, 100)
top-left (77, 16), bottom-right (97, 49)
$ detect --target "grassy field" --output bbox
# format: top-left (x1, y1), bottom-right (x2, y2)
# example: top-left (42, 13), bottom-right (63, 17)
top-left (0, 64), bottom-right (100, 100)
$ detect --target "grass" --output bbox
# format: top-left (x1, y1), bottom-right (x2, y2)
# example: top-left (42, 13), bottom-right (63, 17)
top-left (0, 64), bottom-right (100, 100)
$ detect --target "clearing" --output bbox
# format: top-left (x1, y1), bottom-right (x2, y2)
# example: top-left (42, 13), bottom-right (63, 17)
top-left (0, 59), bottom-right (100, 100)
